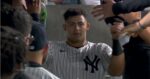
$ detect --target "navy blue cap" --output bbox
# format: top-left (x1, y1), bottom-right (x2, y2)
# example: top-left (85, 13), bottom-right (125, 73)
top-left (29, 22), bottom-right (48, 51)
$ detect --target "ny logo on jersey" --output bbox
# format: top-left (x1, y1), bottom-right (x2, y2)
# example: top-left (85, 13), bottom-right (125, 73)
top-left (83, 55), bottom-right (100, 73)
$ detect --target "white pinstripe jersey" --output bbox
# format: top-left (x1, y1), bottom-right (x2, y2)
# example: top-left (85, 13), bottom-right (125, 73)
top-left (44, 41), bottom-right (112, 79)
top-left (24, 67), bottom-right (60, 79)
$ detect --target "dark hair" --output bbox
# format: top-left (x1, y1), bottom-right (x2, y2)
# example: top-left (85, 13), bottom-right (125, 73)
top-left (1, 4), bottom-right (32, 36)
top-left (1, 26), bottom-right (27, 76)
top-left (63, 8), bottom-right (86, 21)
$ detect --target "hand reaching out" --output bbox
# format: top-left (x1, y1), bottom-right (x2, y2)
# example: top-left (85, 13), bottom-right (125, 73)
top-left (111, 22), bottom-right (124, 39)
top-left (92, 0), bottom-right (116, 21)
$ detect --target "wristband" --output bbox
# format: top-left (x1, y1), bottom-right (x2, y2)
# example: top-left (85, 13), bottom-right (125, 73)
top-left (112, 40), bottom-right (123, 56)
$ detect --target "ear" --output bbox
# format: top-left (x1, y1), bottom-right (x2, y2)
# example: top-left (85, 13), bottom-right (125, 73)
top-left (86, 22), bottom-right (90, 31)
top-left (42, 44), bottom-right (48, 56)
top-left (24, 35), bottom-right (30, 46)
top-left (42, 44), bottom-right (48, 64)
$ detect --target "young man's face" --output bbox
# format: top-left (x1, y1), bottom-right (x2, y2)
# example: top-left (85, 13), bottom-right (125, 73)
top-left (64, 15), bottom-right (90, 42)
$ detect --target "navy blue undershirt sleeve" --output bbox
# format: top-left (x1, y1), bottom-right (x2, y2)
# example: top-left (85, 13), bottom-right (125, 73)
top-left (112, 0), bottom-right (150, 15)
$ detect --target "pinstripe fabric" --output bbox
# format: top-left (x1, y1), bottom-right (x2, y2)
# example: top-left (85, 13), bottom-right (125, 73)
top-left (24, 67), bottom-right (60, 79)
top-left (44, 41), bottom-right (112, 79)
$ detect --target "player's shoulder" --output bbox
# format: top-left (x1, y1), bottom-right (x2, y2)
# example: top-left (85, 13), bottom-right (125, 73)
top-left (31, 67), bottom-right (60, 79)
top-left (88, 41), bottom-right (111, 48)
top-left (88, 41), bottom-right (112, 53)
top-left (40, 68), bottom-right (60, 79)
top-left (48, 41), bottom-right (65, 47)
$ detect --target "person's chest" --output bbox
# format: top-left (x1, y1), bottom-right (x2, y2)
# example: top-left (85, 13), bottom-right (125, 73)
top-left (49, 43), bottom-right (106, 77)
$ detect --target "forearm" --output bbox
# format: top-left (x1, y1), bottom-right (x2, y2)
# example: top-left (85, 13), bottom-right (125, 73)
top-left (108, 40), bottom-right (125, 76)
top-left (138, 27), bottom-right (150, 44)
top-left (121, 12), bottom-right (150, 34)
top-left (113, 0), bottom-right (150, 15)
top-left (108, 53), bottom-right (125, 76)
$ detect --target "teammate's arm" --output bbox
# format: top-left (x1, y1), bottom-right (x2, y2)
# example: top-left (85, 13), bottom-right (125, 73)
top-left (92, 0), bottom-right (150, 20)
top-left (113, 0), bottom-right (150, 15)
top-left (138, 27), bottom-right (150, 44)
top-left (121, 12), bottom-right (150, 35)
top-left (108, 48), bottom-right (125, 76)
top-left (108, 22), bottom-right (125, 76)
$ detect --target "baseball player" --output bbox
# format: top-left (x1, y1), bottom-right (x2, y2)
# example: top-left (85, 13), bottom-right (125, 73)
top-left (44, 8), bottom-right (124, 79)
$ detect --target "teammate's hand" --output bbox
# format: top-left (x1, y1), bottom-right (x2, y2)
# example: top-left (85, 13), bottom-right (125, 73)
top-left (91, 0), bottom-right (115, 21)
top-left (111, 22), bottom-right (124, 39)
top-left (121, 22), bottom-right (141, 35)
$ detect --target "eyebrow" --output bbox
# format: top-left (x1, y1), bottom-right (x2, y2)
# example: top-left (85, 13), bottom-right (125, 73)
top-left (67, 19), bottom-right (86, 23)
